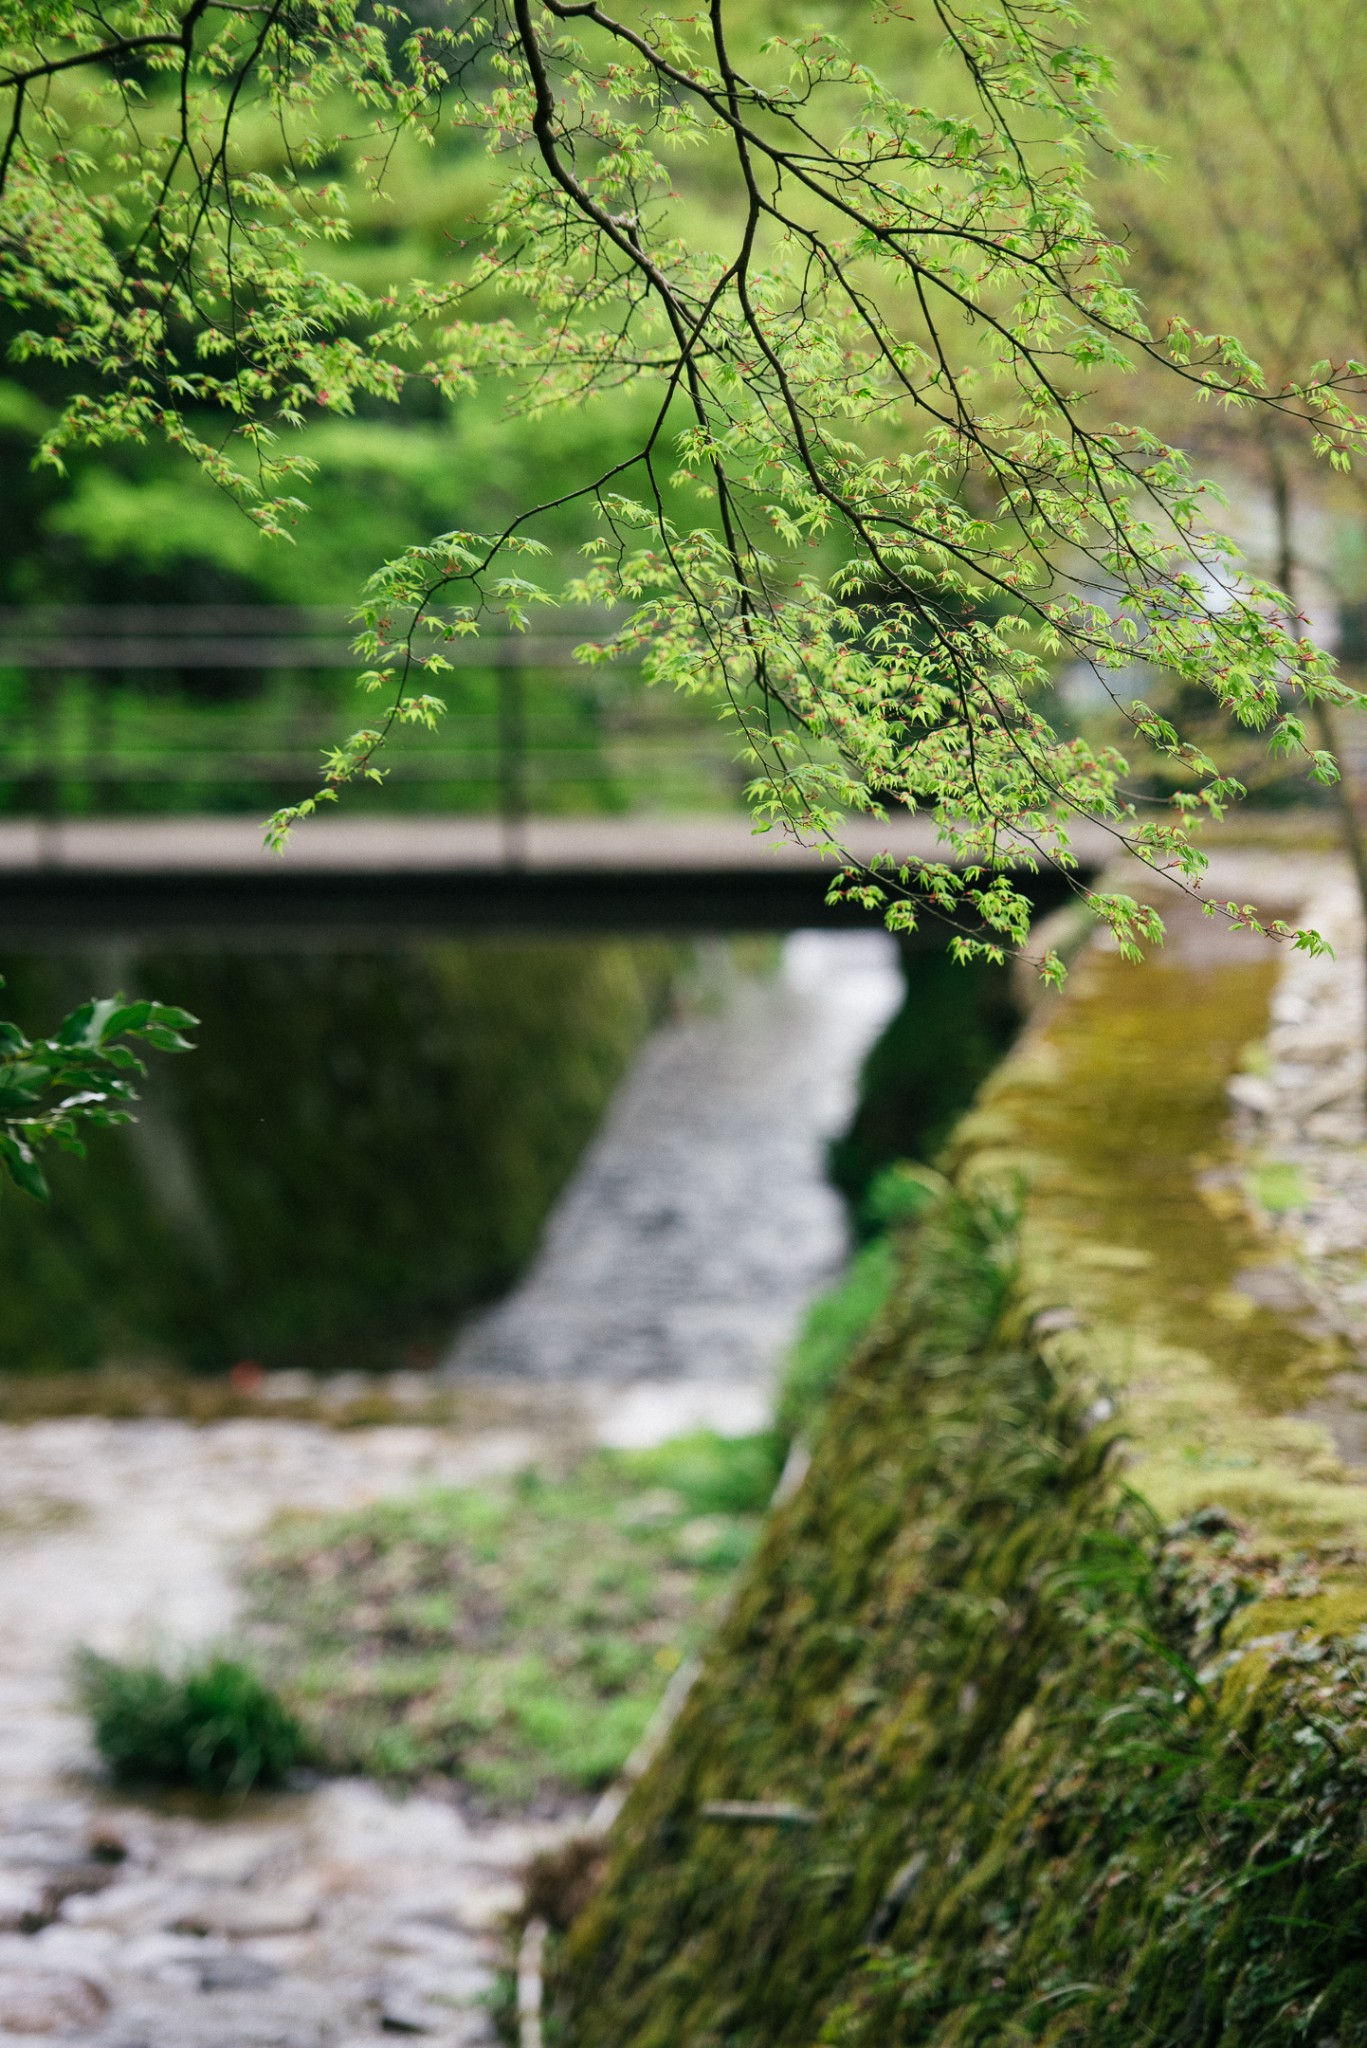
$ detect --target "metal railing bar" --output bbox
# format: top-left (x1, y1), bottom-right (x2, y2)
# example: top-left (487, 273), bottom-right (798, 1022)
top-left (0, 605), bottom-right (622, 630)
top-left (0, 639), bottom-right (631, 670)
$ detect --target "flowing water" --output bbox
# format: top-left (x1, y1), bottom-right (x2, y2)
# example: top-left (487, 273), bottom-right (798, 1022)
top-left (448, 932), bottom-right (905, 1440)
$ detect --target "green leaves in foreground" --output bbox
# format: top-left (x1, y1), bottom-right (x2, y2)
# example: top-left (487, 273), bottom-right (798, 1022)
top-left (74, 1650), bottom-right (303, 1796)
top-left (0, 983), bottom-right (197, 1201)
top-left (4, 0), bottom-right (1364, 962)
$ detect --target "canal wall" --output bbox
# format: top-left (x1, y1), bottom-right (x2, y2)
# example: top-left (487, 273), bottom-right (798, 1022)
top-left (0, 939), bottom-right (678, 1375)
top-left (550, 886), bottom-right (1367, 2047)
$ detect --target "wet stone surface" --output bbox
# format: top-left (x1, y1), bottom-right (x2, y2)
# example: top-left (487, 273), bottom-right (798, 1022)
top-left (0, 1782), bottom-right (547, 2044)
top-left (0, 1419), bottom-right (571, 2044)
top-left (446, 933), bottom-right (902, 1388)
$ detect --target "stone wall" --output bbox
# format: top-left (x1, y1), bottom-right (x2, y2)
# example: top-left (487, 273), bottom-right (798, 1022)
top-left (550, 902), bottom-right (1367, 2047)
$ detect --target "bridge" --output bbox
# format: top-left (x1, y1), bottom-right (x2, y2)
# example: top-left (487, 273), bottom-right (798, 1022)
top-left (0, 814), bottom-right (1112, 944)
top-left (0, 607), bottom-right (1113, 941)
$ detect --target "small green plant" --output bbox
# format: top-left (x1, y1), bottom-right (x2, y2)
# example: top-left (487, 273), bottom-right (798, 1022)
top-left (611, 1431), bottom-right (785, 1518)
top-left (75, 1649), bottom-right (303, 1794)
top-left (776, 1163), bottom-right (965, 1443)
top-left (777, 1235), bottom-right (900, 1445)
top-left (1250, 1158), bottom-right (1311, 1215)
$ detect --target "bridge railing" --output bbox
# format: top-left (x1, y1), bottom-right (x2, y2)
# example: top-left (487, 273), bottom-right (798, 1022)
top-left (0, 606), bottom-right (744, 822)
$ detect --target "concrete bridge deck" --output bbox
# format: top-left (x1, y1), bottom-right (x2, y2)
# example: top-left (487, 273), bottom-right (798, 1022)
top-left (0, 813), bottom-right (1113, 943)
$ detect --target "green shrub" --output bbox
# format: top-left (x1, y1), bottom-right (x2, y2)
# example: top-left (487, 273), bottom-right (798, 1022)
top-left (75, 1649), bottom-right (303, 1793)
top-left (777, 1235), bottom-right (898, 1443)
top-left (776, 1163), bottom-right (946, 1443)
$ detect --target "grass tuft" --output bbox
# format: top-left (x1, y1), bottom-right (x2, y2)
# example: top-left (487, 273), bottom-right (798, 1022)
top-left (75, 1649), bottom-right (304, 1794)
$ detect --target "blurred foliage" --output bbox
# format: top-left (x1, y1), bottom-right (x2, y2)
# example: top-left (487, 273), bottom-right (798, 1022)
top-left (1066, 0), bottom-right (1367, 819)
top-left (0, 383), bottom-right (739, 819)
top-left (0, 126), bottom-right (729, 812)
top-left (0, 0), bottom-right (893, 617)
top-left (0, 937), bottom-right (675, 1373)
top-left (1094, 0), bottom-right (1367, 486)
top-left (776, 1163), bottom-right (942, 1445)
top-left (0, 658), bottom-right (735, 819)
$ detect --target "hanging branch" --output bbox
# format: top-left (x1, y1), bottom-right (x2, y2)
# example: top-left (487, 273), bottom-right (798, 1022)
top-left (4, 0), bottom-right (1364, 975)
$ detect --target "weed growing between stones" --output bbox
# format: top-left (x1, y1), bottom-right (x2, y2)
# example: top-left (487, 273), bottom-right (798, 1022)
top-left (75, 1650), bottom-right (303, 1795)
top-left (241, 1432), bottom-right (785, 1804)
top-left (551, 1186), bottom-right (1367, 2048)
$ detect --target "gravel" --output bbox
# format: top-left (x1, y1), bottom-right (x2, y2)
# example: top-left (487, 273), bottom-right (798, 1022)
top-left (1221, 864), bottom-right (1367, 1463)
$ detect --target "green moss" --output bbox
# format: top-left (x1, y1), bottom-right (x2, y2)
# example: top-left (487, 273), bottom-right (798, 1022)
top-left (962, 939), bottom-right (1333, 1415)
top-left (553, 1196), bottom-right (1367, 2048)
top-left (1226, 1584), bottom-right (1367, 1644)
top-left (959, 931), bottom-right (1367, 1548)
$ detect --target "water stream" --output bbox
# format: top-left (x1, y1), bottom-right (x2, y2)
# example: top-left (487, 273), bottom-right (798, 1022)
top-left (447, 931), bottom-right (904, 1441)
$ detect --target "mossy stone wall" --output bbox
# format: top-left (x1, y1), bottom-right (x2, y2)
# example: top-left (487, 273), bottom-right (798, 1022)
top-left (0, 939), bottom-right (674, 1373)
top-left (554, 921), bottom-right (1367, 2046)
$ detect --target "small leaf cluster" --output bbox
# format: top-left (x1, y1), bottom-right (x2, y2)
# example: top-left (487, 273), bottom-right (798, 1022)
top-left (0, 983), bottom-right (196, 1201)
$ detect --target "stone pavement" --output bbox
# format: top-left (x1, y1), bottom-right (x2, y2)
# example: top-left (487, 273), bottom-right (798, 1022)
top-left (0, 1418), bottom-right (565, 2045)
top-left (0, 1779), bottom-right (545, 2047)
top-left (1229, 863), bottom-right (1367, 1461)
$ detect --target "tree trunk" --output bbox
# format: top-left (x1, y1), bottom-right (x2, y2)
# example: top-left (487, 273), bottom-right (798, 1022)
top-left (1266, 446), bottom-right (1367, 1066)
